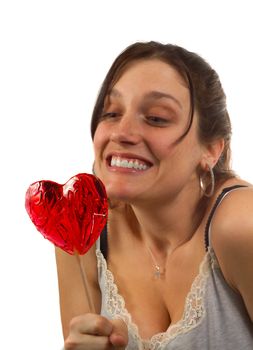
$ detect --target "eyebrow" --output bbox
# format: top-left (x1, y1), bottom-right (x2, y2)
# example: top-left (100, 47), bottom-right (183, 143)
top-left (108, 88), bottom-right (182, 109)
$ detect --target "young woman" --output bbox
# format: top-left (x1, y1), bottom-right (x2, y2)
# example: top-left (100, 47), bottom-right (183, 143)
top-left (56, 41), bottom-right (253, 349)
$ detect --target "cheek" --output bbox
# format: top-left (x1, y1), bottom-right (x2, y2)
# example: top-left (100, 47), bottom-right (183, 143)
top-left (175, 141), bottom-right (203, 168)
top-left (93, 125), bottom-right (106, 156)
top-left (158, 137), bottom-right (203, 166)
top-left (146, 131), bottom-right (177, 157)
top-left (150, 138), bottom-right (177, 160)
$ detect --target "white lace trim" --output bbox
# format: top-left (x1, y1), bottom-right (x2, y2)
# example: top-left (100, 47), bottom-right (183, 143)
top-left (96, 249), bottom-right (212, 350)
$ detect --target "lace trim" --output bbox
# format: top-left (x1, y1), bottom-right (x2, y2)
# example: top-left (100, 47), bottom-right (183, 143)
top-left (208, 246), bottom-right (220, 269)
top-left (96, 249), bottom-right (212, 350)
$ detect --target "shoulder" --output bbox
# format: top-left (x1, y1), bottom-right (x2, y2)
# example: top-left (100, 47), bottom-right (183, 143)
top-left (209, 181), bottom-right (253, 320)
top-left (210, 182), bottom-right (253, 240)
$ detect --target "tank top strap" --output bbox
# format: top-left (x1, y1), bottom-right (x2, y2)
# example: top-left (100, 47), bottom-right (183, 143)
top-left (99, 223), bottom-right (108, 259)
top-left (204, 185), bottom-right (248, 251)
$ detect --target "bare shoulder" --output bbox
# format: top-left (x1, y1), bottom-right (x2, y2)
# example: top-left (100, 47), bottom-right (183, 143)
top-left (210, 179), bottom-right (253, 320)
top-left (211, 181), bottom-right (253, 237)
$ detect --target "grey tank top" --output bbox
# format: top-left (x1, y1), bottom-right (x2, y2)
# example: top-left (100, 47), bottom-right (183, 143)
top-left (96, 186), bottom-right (253, 349)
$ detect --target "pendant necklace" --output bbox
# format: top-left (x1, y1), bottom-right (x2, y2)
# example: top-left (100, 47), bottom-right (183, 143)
top-left (147, 246), bottom-right (165, 279)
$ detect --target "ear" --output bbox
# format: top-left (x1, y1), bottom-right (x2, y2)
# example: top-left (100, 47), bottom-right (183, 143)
top-left (200, 138), bottom-right (225, 169)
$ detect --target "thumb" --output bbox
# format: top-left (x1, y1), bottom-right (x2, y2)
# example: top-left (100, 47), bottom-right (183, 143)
top-left (109, 318), bottom-right (128, 348)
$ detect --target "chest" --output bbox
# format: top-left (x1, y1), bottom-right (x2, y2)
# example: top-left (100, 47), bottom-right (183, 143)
top-left (105, 241), bottom-right (206, 339)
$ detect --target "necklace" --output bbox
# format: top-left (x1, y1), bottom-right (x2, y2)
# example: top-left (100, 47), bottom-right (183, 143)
top-left (147, 246), bottom-right (165, 279)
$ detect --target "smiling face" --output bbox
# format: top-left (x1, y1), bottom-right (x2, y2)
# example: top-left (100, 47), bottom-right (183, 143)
top-left (93, 59), bottom-right (207, 205)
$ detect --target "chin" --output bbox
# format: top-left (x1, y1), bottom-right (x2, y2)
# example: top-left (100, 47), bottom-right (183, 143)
top-left (105, 183), bottom-right (137, 203)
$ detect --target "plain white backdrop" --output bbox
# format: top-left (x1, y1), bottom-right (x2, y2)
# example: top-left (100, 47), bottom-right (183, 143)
top-left (1, 1), bottom-right (253, 348)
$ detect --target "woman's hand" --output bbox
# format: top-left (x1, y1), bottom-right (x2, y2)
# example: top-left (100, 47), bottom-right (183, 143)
top-left (64, 313), bottom-right (128, 350)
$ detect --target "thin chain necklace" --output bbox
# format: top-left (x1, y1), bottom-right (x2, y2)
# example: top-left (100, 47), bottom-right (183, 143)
top-left (147, 246), bottom-right (165, 279)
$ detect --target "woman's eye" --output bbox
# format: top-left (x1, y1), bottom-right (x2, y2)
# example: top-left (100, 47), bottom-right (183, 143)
top-left (146, 116), bottom-right (169, 126)
top-left (101, 112), bottom-right (119, 119)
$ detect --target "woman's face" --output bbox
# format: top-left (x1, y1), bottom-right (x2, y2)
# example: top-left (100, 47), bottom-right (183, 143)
top-left (93, 59), bottom-right (207, 204)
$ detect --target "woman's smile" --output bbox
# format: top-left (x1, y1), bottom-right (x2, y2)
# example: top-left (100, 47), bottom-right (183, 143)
top-left (106, 153), bottom-right (153, 173)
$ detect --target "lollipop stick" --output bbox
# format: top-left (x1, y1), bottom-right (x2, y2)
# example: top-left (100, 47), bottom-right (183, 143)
top-left (75, 254), bottom-right (96, 313)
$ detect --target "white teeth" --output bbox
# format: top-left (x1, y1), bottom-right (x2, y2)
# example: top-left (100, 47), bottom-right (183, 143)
top-left (116, 158), bottom-right (121, 167)
top-left (111, 157), bottom-right (116, 166)
top-left (110, 156), bottom-right (150, 170)
top-left (133, 160), bottom-right (138, 169)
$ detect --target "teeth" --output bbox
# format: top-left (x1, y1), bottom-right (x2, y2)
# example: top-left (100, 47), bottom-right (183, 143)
top-left (116, 158), bottom-right (121, 167)
top-left (111, 157), bottom-right (116, 166)
top-left (110, 156), bottom-right (149, 170)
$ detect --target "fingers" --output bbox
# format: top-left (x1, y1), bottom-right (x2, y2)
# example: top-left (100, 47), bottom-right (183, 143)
top-left (64, 314), bottom-right (115, 350)
top-left (65, 334), bottom-right (112, 350)
top-left (64, 314), bottom-right (128, 350)
top-left (109, 318), bottom-right (128, 349)
top-left (69, 313), bottom-right (113, 336)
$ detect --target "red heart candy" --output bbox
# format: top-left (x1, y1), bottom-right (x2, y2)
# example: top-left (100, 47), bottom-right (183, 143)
top-left (25, 173), bottom-right (108, 255)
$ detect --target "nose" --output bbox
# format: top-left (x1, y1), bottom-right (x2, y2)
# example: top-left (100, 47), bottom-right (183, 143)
top-left (110, 113), bottom-right (142, 145)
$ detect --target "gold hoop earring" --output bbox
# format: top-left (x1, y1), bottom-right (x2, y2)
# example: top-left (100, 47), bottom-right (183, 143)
top-left (200, 164), bottom-right (215, 197)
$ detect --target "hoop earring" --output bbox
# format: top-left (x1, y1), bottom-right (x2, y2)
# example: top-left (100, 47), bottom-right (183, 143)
top-left (92, 162), bottom-right (96, 176)
top-left (200, 164), bottom-right (215, 197)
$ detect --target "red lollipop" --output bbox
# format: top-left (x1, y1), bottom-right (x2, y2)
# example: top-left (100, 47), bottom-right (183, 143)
top-left (25, 173), bottom-right (108, 312)
top-left (25, 173), bottom-right (108, 254)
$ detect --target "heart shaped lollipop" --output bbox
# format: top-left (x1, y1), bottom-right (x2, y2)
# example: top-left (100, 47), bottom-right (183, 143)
top-left (25, 173), bottom-right (108, 255)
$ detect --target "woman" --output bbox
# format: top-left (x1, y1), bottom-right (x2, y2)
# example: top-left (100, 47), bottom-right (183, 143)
top-left (56, 41), bottom-right (253, 349)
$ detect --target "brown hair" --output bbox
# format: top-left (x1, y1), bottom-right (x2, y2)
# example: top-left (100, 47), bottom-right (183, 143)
top-left (91, 41), bottom-right (235, 182)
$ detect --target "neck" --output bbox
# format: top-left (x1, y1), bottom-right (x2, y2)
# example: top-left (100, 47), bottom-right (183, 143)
top-left (128, 186), bottom-right (207, 255)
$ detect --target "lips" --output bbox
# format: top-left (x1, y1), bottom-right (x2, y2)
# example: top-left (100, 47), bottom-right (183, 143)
top-left (106, 153), bottom-right (153, 171)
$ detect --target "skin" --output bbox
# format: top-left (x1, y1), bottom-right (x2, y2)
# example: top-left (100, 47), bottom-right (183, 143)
top-left (56, 59), bottom-right (253, 349)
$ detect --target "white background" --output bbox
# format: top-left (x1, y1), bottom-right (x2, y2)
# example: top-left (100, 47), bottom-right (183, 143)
top-left (1, 1), bottom-right (253, 348)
